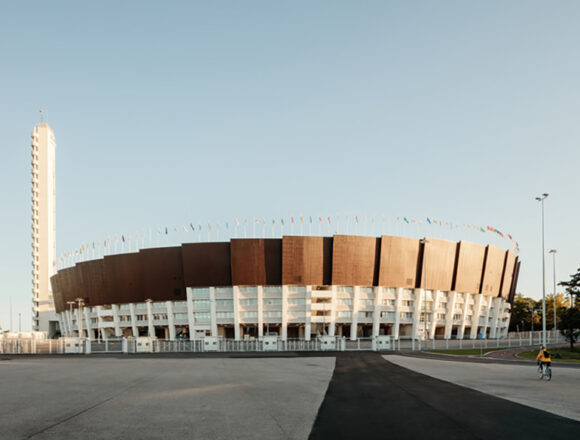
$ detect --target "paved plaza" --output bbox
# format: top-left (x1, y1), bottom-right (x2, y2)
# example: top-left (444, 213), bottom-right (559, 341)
top-left (0, 355), bottom-right (334, 439)
top-left (1, 352), bottom-right (579, 439)
top-left (386, 353), bottom-right (580, 422)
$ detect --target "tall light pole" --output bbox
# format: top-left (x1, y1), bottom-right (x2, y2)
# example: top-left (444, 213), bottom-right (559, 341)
top-left (419, 238), bottom-right (429, 346)
top-left (535, 193), bottom-right (548, 347)
top-left (549, 249), bottom-right (557, 332)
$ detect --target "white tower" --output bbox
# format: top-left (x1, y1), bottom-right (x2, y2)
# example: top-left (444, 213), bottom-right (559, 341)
top-left (31, 121), bottom-right (58, 336)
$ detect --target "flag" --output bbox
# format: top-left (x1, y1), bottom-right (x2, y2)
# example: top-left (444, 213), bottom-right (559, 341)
top-left (291, 216), bottom-right (294, 224)
top-left (157, 227), bottom-right (161, 234)
top-left (328, 216), bottom-right (331, 224)
top-left (404, 217), bottom-right (410, 224)
top-left (183, 225), bottom-right (188, 232)
top-left (281, 218), bottom-right (284, 225)
top-left (122, 235), bottom-right (125, 242)
top-left (426, 218), bottom-right (431, 224)
top-left (355, 216), bottom-right (358, 223)
top-left (300, 216), bottom-right (303, 223)
top-left (235, 218), bottom-right (240, 226)
top-left (309, 216), bottom-right (312, 223)
top-left (190, 223), bottom-right (195, 231)
top-left (165, 227), bottom-right (168, 235)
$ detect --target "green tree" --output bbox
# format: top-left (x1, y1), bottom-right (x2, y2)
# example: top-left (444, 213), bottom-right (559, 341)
top-left (559, 266), bottom-right (580, 307)
top-left (559, 307), bottom-right (580, 350)
top-left (509, 294), bottom-right (539, 332)
top-left (546, 293), bottom-right (569, 329)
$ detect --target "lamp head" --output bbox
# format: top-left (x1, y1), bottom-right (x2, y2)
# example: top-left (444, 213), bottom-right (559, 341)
top-left (543, 193), bottom-right (549, 197)
top-left (549, 249), bottom-right (557, 254)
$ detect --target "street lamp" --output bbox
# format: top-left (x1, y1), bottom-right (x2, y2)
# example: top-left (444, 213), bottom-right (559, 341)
top-left (419, 238), bottom-right (429, 347)
top-left (549, 249), bottom-right (557, 333)
top-left (535, 193), bottom-right (548, 347)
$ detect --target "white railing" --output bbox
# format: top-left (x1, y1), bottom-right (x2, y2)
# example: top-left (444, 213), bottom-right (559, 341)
top-left (0, 330), bottom-right (566, 355)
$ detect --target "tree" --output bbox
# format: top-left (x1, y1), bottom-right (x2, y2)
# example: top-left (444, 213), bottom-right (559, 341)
top-left (545, 293), bottom-right (569, 329)
top-left (559, 266), bottom-right (580, 307)
top-left (559, 307), bottom-right (580, 350)
top-left (509, 294), bottom-right (539, 332)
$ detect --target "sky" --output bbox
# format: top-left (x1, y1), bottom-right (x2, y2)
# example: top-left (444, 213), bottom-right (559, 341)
top-left (1, 1), bottom-right (579, 331)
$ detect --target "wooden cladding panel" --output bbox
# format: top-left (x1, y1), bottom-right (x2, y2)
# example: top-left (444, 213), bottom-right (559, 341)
top-left (500, 251), bottom-right (517, 299)
top-left (282, 236), bottom-right (332, 285)
top-left (50, 273), bottom-right (64, 312)
top-left (421, 238), bottom-right (457, 291)
top-left (230, 239), bottom-right (282, 285)
top-left (53, 267), bottom-right (78, 312)
top-left (76, 260), bottom-right (106, 306)
top-left (481, 245), bottom-right (505, 296)
top-left (508, 259), bottom-right (520, 303)
top-left (102, 253), bottom-right (143, 305)
top-left (378, 236), bottom-right (420, 288)
top-left (140, 247), bottom-right (185, 301)
top-left (332, 235), bottom-right (380, 286)
top-left (182, 242), bottom-right (232, 287)
top-left (454, 241), bottom-right (486, 293)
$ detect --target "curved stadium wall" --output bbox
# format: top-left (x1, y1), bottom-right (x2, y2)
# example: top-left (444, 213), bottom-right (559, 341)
top-left (51, 235), bottom-right (520, 341)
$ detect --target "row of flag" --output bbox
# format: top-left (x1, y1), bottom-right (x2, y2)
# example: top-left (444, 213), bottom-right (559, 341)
top-left (58, 216), bottom-right (519, 268)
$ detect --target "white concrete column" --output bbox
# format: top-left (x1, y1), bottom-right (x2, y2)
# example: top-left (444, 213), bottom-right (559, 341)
top-left (232, 286), bottom-right (240, 340)
top-left (429, 290), bottom-right (440, 339)
top-left (489, 297), bottom-right (501, 339)
top-left (457, 293), bottom-right (470, 339)
top-left (146, 300), bottom-right (154, 338)
top-left (281, 285), bottom-right (288, 340)
top-left (393, 288), bottom-right (402, 340)
top-left (480, 296), bottom-right (493, 338)
top-left (77, 306), bottom-right (83, 337)
top-left (412, 289), bottom-right (424, 340)
top-left (129, 303), bottom-right (138, 337)
top-left (111, 304), bottom-right (122, 337)
top-left (166, 301), bottom-right (176, 340)
top-left (186, 288), bottom-right (196, 340)
top-left (257, 286), bottom-right (264, 338)
top-left (84, 307), bottom-right (93, 341)
top-left (305, 286), bottom-right (312, 341)
top-left (350, 286), bottom-right (360, 341)
top-left (470, 294), bottom-right (484, 339)
top-left (372, 286), bottom-right (383, 337)
top-left (327, 286), bottom-right (336, 337)
top-left (444, 291), bottom-right (457, 339)
top-left (209, 287), bottom-right (218, 337)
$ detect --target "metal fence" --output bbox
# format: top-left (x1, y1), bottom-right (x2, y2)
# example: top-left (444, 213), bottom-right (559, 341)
top-left (0, 330), bottom-right (565, 355)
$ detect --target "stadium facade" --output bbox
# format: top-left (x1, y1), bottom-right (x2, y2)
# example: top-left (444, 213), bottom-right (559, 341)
top-left (50, 235), bottom-right (520, 341)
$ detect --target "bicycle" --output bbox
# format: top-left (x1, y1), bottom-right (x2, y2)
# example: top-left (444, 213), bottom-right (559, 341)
top-left (537, 362), bottom-right (552, 381)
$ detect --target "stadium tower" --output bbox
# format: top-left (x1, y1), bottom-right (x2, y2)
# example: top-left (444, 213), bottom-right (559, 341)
top-left (31, 120), bottom-right (59, 336)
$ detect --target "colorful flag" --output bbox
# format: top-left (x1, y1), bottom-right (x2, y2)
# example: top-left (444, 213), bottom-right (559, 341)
top-left (404, 217), bottom-right (410, 224)
top-left (122, 235), bottom-right (125, 242)
top-left (426, 218), bottom-right (431, 224)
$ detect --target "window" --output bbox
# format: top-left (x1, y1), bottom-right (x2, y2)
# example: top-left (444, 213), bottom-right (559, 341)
top-left (338, 298), bottom-right (352, 306)
top-left (337, 311), bottom-right (352, 318)
top-left (380, 311), bottom-right (395, 319)
top-left (263, 299), bottom-right (281, 306)
top-left (174, 313), bottom-right (188, 320)
top-left (194, 312), bottom-right (210, 322)
top-left (242, 311), bottom-right (258, 318)
top-left (360, 299), bottom-right (374, 307)
top-left (382, 299), bottom-right (395, 306)
top-left (153, 314), bottom-right (167, 320)
top-left (215, 299), bottom-right (233, 307)
top-left (403, 300), bottom-right (413, 307)
top-left (194, 300), bottom-right (210, 309)
top-left (136, 314), bottom-right (147, 321)
top-left (403, 312), bottom-right (413, 319)
top-left (288, 298), bottom-right (306, 305)
top-left (263, 311), bottom-right (282, 318)
top-left (216, 312), bottom-right (233, 319)
top-left (192, 288), bottom-right (209, 298)
top-left (239, 299), bottom-right (257, 306)
top-left (358, 311), bottom-right (373, 319)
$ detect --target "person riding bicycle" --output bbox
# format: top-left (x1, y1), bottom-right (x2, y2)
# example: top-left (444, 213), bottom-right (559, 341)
top-left (536, 347), bottom-right (552, 369)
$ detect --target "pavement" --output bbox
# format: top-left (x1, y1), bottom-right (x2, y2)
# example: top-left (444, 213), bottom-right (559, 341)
top-left (310, 352), bottom-right (579, 440)
top-left (0, 355), bottom-right (334, 439)
top-left (386, 353), bottom-right (580, 422)
top-left (2, 351), bottom-right (579, 439)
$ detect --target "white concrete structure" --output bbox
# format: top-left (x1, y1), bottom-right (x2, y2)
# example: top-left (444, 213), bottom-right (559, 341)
top-left (58, 286), bottom-right (511, 341)
top-left (31, 122), bottom-right (58, 336)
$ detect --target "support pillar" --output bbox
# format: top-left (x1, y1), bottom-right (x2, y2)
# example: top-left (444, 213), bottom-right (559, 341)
top-left (166, 301), bottom-right (176, 340)
top-left (350, 286), bottom-right (360, 341)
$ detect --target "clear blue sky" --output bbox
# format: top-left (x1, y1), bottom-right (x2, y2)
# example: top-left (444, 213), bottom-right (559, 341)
top-left (1, 1), bottom-right (579, 331)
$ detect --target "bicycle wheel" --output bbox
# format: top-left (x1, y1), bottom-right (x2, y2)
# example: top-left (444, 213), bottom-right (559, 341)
top-left (538, 366), bottom-right (544, 379)
top-left (546, 367), bottom-right (552, 381)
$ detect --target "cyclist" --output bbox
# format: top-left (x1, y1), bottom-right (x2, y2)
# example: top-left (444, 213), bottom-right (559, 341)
top-left (536, 346), bottom-right (552, 374)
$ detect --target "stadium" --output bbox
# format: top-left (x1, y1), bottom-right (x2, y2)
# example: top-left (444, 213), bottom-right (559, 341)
top-left (50, 234), bottom-right (520, 343)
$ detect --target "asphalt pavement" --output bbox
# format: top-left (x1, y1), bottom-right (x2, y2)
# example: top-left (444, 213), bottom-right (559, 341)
top-left (308, 352), bottom-right (580, 440)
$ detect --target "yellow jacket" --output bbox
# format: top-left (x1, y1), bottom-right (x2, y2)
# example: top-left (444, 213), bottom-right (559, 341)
top-left (536, 349), bottom-right (551, 362)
